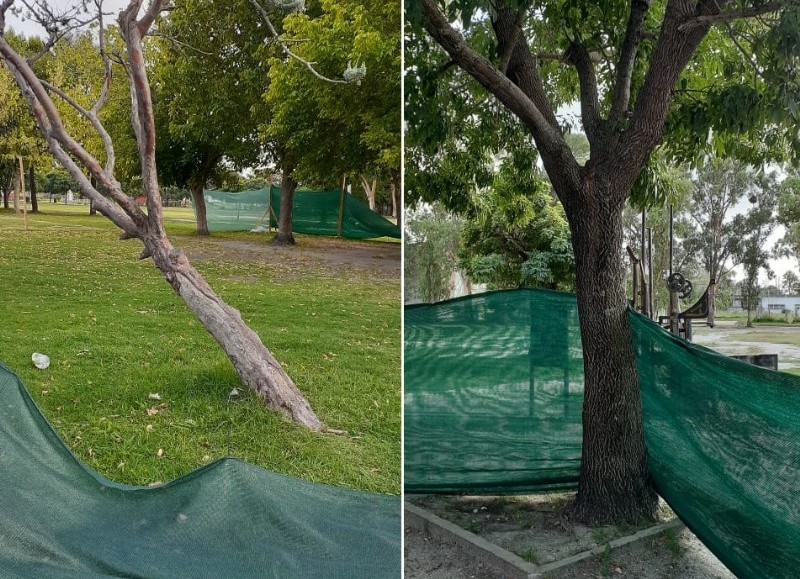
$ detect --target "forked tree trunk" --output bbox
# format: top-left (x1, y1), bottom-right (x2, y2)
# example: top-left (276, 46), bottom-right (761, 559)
top-left (274, 172), bottom-right (297, 245)
top-left (360, 175), bottom-right (377, 211)
top-left (190, 181), bottom-right (209, 236)
top-left (566, 188), bottom-right (658, 524)
top-left (144, 233), bottom-right (322, 429)
top-left (28, 164), bottom-right (38, 213)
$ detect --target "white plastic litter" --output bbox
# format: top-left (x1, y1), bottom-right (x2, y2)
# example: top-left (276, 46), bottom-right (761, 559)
top-left (250, 225), bottom-right (269, 233)
top-left (32, 353), bottom-right (50, 369)
top-left (229, 388), bottom-right (240, 398)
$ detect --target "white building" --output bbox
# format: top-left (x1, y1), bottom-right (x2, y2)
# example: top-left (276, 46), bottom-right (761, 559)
top-left (730, 294), bottom-right (800, 315)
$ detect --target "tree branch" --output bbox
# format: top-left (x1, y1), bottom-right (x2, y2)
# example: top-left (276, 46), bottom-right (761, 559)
top-left (248, 0), bottom-right (349, 84)
top-left (609, 0), bottom-right (652, 126)
top-left (564, 41), bottom-right (601, 145)
top-left (678, 1), bottom-right (785, 31)
top-left (420, 0), bottom-right (581, 204)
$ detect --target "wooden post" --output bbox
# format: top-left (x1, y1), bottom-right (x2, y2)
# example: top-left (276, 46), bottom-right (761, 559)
top-left (337, 174), bottom-right (346, 238)
top-left (18, 157), bottom-right (27, 231)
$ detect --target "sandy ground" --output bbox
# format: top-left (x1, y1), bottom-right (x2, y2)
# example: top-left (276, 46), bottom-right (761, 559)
top-left (405, 525), bottom-right (736, 579)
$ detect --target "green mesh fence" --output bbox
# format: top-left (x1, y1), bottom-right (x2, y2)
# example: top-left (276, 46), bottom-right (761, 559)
top-left (405, 289), bottom-right (800, 579)
top-left (0, 363), bottom-right (400, 578)
top-left (202, 187), bottom-right (400, 239)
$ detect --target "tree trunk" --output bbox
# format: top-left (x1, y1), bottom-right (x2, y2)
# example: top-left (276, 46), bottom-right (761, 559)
top-left (29, 163), bottom-right (38, 213)
top-left (274, 172), bottom-right (297, 245)
top-left (361, 175), bottom-right (377, 211)
top-left (141, 234), bottom-right (322, 430)
top-left (391, 171), bottom-right (401, 230)
top-left (191, 181), bottom-right (210, 236)
top-left (566, 188), bottom-right (658, 525)
top-left (89, 175), bottom-right (97, 216)
top-left (2, 188), bottom-right (8, 209)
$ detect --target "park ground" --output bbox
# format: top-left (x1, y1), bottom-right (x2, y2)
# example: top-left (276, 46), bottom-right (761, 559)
top-left (405, 320), bottom-right (800, 578)
top-left (0, 204), bottom-right (400, 494)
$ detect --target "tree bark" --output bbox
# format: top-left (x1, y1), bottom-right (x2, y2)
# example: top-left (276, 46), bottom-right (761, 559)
top-left (28, 163), bottom-right (38, 213)
top-left (190, 181), bottom-right (210, 236)
top-left (2, 188), bottom-right (8, 209)
top-left (360, 175), bottom-right (377, 210)
top-left (566, 184), bottom-right (658, 524)
top-left (89, 175), bottom-right (97, 216)
top-left (138, 232), bottom-right (322, 429)
top-left (274, 171), bottom-right (297, 245)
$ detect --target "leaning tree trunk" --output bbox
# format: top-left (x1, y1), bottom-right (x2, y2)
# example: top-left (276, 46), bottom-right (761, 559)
top-left (274, 172), bottom-right (297, 245)
top-left (143, 232), bottom-right (322, 429)
top-left (566, 189), bottom-right (658, 525)
top-left (190, 181), bottom-right (210, 236)
top-left (28, 164), bottom-right (38, 213)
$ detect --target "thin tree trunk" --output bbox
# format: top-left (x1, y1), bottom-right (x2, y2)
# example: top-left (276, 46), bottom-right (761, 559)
top-left (274, 172), bottom-right (297, 245)
top-left (566, 189), bottom-right (658, 525)
top-left (2, 188), bottom-right (8, 209)
top-left (391, 171), bottom-right (401, 229)
top-left (12, 170), bottom-right (19, 213)
top-left (29, 163), bottom-right (38, 213)
top-left (143, 233), bottom-right (322, 429)
top-left (191, 181), bottom-right (210, 236)
top-left (360, 175), bottom-right (377, 211)
top-left (89, 175), bottom-right (97, 216)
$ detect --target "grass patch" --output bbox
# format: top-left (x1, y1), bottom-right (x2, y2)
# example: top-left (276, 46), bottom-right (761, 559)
top-left (738, 331), bottom-right (800, 348)
top-left (0, 208), bottom-right (400, 494)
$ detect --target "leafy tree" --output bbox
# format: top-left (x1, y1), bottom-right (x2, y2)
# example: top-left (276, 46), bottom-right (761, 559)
top-left (731, 176), bottom-right (778, 326)
top-left (781, 270), bottom-right (800, 295)
top-left (151, 0), bottom-right (271, 236)
top-left (409, 0), bottom-right (800, 523)
top-left (404, 204), bottom-right (462, 303)
top-left (777, 175), bottom-right (800, 258)
top-left (0, 0), bottom-right (322, 429)
top-left (264, 0), bottom-right (401, 243)
top-left (459, 167), bottom-right (574, 290)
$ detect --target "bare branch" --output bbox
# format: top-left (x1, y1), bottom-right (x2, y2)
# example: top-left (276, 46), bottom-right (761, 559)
top-left (678, 1), bottom-right (785, 31)
top-left (136, 0), bottom-right (170, 36)
top-left (17, 0), bottom-right (99, 64)
top-left (41, 79), bottom-right (116, 174)
top-left (610, 0), bottom-right (652, 126)
top-left (248, 0), bottom-right (349, 84)
top-left (149, 32), bottom-right (213, 56)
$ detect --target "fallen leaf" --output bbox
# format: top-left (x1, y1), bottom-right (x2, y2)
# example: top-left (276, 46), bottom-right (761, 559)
top-left (145, 424), bottom-right (154, 433)
top-left (147, 407), bottom-right (159, 416)
top-left (157, 448), bottom-right (164, 458)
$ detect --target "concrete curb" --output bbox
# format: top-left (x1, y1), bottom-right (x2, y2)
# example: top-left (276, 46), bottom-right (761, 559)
top-left (405, 501), bottom-right (684, 579)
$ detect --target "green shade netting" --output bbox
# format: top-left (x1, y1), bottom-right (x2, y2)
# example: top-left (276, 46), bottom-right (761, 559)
top-left (405, 289), bottom-right (800, 579)
top-left (0, 363), bottom-right (400, 578)
top-left (202, 187), bottom-right (401, 239)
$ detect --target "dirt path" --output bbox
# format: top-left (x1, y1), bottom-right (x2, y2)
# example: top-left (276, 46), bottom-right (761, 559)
top-left (177, 235), bottom-right (400, 278)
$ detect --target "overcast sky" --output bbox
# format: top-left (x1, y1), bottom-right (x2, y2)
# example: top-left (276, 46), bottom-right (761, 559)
top-left (6, 0), bottom-right (132, 37)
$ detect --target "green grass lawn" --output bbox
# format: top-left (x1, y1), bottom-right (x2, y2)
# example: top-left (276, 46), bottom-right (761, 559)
top-left (0, 206), bottom-right (400, 494)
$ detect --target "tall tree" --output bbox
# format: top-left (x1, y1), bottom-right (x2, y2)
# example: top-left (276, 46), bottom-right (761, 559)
top-left (781, 270), bottom-right (800, 295)
top-left (151, 0), bottom-right (271, 236)
top-left (263, 0), bottom-right (401, 243)
top-left (409, 0), bottom-right (800, 523)
top-left (0, 0), bottom-right (322, 429)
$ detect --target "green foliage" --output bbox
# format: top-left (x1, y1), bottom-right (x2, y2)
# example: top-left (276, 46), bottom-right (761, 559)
top-left (459, 168), bottom-right (574, 290)
top-left (777, 175), bottom-right (800, 258)
top-left (264, 0), bottom-right (400, 186)
top-left (404, 205), bottom-right (462, 303)
top-left (781, 271), bottom-right (800, 295)
top-left (152, 0), bottom-right (270, 190)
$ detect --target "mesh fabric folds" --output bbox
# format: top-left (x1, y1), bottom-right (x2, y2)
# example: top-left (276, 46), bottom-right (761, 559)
top-left (0, 364), bottom-right (400, 578)
top-left (405, 289), bottom-right (800, 579)
top-left (404, 290), bottom-right (584, 493)
top-left (201, 188), bottom-right (401, 239)
top-left (630, 310), bottom-right (800, 579)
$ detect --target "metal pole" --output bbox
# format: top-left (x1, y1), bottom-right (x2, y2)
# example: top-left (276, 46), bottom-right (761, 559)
top-left (669, 204), bottom-right (674, 277)
top-left (337, 174), bottom-right (346, 238)
top-left (647, 227), bottom-right (654, 319)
